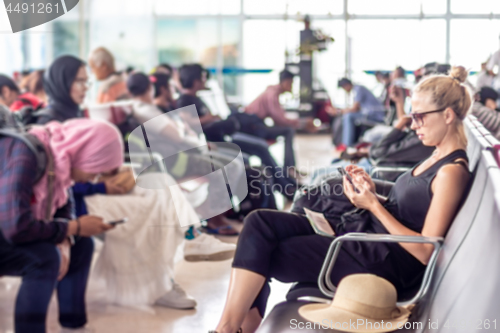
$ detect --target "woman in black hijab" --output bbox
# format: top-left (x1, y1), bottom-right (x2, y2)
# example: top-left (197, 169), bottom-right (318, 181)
top-left (37, 55), bottom-right (87, 124)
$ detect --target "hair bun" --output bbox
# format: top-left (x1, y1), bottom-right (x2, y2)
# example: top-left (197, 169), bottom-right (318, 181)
top-left (449, 66), bottom-right (468, 83)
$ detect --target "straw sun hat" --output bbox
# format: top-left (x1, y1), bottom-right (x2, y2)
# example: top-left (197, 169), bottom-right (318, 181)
top-left (298, 274), bottom-right (410, 333)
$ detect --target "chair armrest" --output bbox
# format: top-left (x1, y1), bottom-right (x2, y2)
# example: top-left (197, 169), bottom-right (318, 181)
top-left (318, 232), bottom-right (443, 307)
top-left (354, 118), bottom-right (380, 128)
top-left (373, 179), bottom-right (395, 197)
top-left (370, 166), bottom-right (411, 180)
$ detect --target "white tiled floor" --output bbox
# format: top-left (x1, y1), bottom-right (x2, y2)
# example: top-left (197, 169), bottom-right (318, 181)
top-left (0, 134), bottom-right (335, 333)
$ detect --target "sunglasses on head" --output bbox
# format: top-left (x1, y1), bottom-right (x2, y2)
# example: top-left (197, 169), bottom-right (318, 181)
top-left (409, 107), bottom-right (447, 127)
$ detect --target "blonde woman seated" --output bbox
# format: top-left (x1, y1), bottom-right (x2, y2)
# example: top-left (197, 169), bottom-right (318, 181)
top-left (212, 67), bottom-right (472, 333)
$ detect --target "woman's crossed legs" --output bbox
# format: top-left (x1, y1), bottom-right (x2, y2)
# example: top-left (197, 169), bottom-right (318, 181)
top-left (215, 209), bottom-right (368, 333)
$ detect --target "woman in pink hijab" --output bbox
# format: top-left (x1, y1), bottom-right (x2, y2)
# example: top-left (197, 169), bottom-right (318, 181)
top-left (0, 118), bottom-right (124, 333)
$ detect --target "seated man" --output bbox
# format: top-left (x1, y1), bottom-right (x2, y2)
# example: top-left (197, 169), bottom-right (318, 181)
top-left (174, 65), bottom-right (298, 196)
top-left (335, 78), bottom-right (386, 147)
top-left (176, 64), bottom-right (239, 142)
top-left (241, 69), bottom-right (307, 172)
top-left (471, 87), bottom-right (500, 139)
top-left (89, 47), bottom-right (131, 103)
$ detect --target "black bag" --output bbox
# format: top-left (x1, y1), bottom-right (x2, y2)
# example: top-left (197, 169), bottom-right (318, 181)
top-left (291, 175), bottom-right (357, 220)
top-left (291, 175), bottom-right (378, 235)
top-left (14, 105), bottom-right (40, 125)
top-left (12, 105), bottom-right (63, 126)
top-left (226, 165), bottom-right (277, 221)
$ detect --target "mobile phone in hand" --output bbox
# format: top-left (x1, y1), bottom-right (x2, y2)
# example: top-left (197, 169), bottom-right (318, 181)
top-left (337, 167), bottom-right (360, 193)
top-left (108, 218), bottom-right (128, 226)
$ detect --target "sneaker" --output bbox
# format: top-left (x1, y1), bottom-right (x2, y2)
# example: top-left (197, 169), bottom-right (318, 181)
top-left (184, 233), bottom-right (236, 262)
top-left (155, 282), bottom-right (197, 309)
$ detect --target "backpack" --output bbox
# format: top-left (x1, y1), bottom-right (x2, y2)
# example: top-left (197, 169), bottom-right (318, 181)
top-left (14, 106), bottom-right (59, 126)
top-left (0, 105), bottom-right (48, 184)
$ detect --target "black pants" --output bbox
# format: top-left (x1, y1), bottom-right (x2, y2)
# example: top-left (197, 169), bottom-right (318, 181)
top-left (232, 136), bottom-right (297, 191)
top-left (232, 209), bottom-right (426, 317)
top-left (202, 117), bottom-right (239, 142)
top-left (236, 114), bottom-right (296, 170)
top-left (232, 210), bottom-right (369, 317)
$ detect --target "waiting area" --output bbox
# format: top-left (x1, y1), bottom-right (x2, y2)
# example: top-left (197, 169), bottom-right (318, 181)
top-left (1, 1), bottom-right (500, 332)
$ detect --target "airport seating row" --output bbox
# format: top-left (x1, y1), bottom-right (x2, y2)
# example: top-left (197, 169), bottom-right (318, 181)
top-left (256, 115), bottom-right (500, 333)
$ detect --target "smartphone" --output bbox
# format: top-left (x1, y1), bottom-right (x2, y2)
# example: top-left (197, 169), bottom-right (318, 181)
top-left (108, 218), bottom-right (128, 226)
top-left (337, 167), bottom-right (359, 193)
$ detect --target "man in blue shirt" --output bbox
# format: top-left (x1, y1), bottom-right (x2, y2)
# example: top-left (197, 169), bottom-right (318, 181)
top-left (336, 78), bottom-right (386, 147)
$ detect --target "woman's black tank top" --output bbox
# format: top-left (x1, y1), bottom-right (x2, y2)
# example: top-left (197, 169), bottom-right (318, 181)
top-left (383, 149), bottom-right (469, 233)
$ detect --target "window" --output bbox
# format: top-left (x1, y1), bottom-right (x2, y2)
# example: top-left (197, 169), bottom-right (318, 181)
top-left (243, 0), bottom-right (288, 15)
top-left (155, 0), bottom-right (240, 15)
top-left (348, 19), bottom-right (446, 80)
top-left (349, 0), bottom-right (419, 15)
top-left (242, 20), bottom-right (302, 104)
top-left (451, 0), bottom-right (500, 14)
top-left (311, 20), bottom-right (346, 106)
top-left (244, 0), bottom-right (343, 15)
top-left (0, 34), bottom-right (23, 74)
top-left (156, 18), bottom-right (240, 95)
top-left (450, 19), bottom-right (500, 72)
top-left (349, 0), bottom-right (446, 15)
top-left (157, 19), bottom-right (218, 67)
top-left (52, 21), bottom-right (81, 59)
top-left (89, 17), bottom-right (154, 72)
top-left (286, 0), bottom-right (343, 16)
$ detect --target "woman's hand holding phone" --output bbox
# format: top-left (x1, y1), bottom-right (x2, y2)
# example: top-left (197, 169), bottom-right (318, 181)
top-left (342, 170), bottom-right (379, 210)
top-left (67, 215), bottom-right (114, 237)
top-left (345, 165), bottom-right (376, 193)
top-left (107, 218), bottom-right (128, 226)
top-left (338, 167), bottom-right (359, 193)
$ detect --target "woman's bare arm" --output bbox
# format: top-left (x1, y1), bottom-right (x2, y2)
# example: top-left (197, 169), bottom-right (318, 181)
top-left (345, 163), bottom-right (470, 265)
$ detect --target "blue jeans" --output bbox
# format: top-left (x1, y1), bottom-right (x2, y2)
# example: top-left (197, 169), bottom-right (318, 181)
top-left (0, 237), bottom-right (94, 333)
top-left (342, 112), bottom-right (385, 147)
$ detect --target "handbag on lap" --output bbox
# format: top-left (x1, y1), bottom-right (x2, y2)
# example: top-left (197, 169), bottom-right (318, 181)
top-left (291, 175), bottom-right (356, 220)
